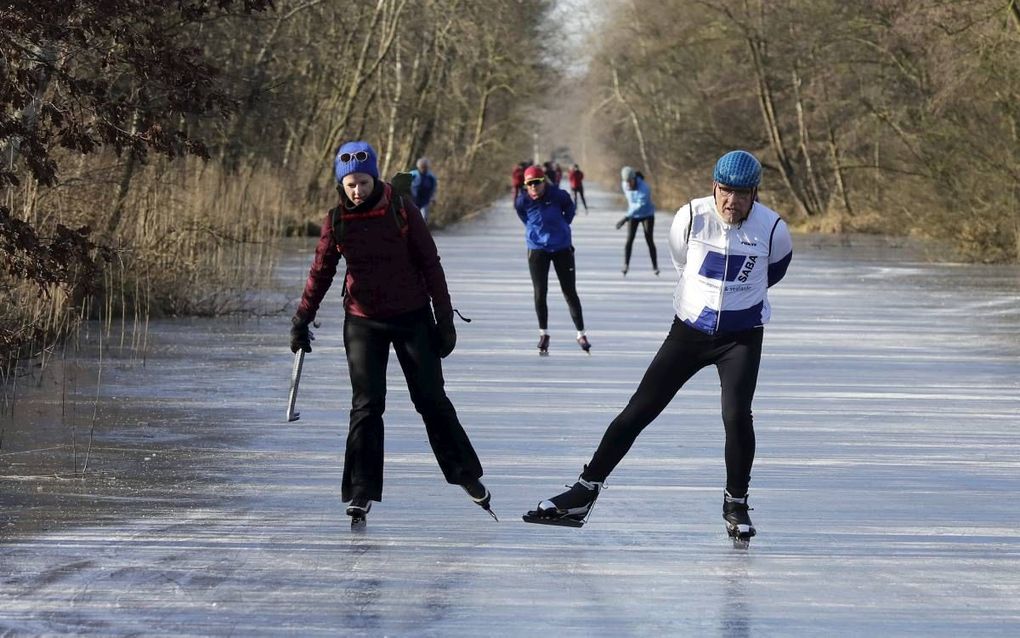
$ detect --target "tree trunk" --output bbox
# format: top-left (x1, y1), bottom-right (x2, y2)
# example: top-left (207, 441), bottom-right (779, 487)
top-left (308, 0), bottom-right (407, 199)
top-left (745, 32), bottom-right (817, 216)
top-left (791, 66), bottom-right (824, 215)
top-left (612, 65), bottom-right (652, 182)
top-left (825, 121), bottom-right (852, 215)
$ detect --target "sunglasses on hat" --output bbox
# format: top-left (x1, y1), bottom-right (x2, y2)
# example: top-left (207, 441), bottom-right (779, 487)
top-left (339, 151), bottom-right (370, 163)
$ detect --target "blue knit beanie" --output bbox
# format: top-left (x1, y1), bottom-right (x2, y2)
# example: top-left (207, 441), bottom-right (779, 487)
top-left (334, 141), bottom-right (379, 183)
top-left (713, 150), bottom-right (761, 188)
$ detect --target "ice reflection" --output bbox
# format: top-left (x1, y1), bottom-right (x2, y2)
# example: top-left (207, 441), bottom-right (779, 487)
top-left (720, 557), bottom-right (751, 637)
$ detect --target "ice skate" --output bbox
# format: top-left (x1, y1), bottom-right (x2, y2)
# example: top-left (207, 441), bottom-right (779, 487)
top-left (576, 335), bottom-right (591, 354)
top-left (346, 497), bottom-right (371, 528)
top-left (462, 479), bottom-right (498, 521)
top-left (723, 490), bottom-right (756, 547)
top-left (537, 334), bottom-right (550, 356)
top-left (523, 474), bottom-right (602, 528)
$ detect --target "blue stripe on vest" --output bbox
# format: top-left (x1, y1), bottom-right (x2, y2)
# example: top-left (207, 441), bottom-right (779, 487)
top-left (686, 301), bottom-right (765, 334)
top-left (699, 251), bottom-right (751, 282)
top-left (718, 302), bottom-right (765, 333)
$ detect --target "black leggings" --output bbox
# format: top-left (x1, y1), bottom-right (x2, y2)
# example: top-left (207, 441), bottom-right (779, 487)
top-left (341, 307), bottom-right (483, 502)
top-left (583, 318), bottom-right (763, 496)
top-left (624, 216), bottom-right (658, 270)
top-left (528, 248), bottom-right (584, 331)
top-left (571, 186), bottom-right (588, 210)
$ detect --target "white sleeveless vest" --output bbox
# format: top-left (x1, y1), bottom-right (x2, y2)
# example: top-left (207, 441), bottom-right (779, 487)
top-left (668, 196), bottom-right (792, 334)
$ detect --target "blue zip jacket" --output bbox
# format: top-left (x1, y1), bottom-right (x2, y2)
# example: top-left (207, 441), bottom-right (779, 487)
top-left (622, 177), bottom-right (655, 219)
top-left (514, 184), bottom-right (576, 251)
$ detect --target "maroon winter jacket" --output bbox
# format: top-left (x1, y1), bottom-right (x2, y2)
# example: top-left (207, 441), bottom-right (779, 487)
top-left (295, 182), bottom-right (453, 322)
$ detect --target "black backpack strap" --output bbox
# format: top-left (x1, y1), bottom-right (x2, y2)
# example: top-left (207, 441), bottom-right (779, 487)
top-left (328, 205), bottom-right (349, 297)
top-left (685, 203), bottom-right (693, 243)
top-left (329, 205), bottom-right (346, 251)
top-left (388, 192), bottom-right (409, 236)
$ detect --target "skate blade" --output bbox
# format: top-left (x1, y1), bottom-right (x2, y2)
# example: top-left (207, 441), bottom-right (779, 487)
top-left (350, 516), bottom-right (367, 530)
top-left (731, 537), bottom-right (751, 549)
top-left (539, 351), bottom-right (549, 357)
top-left (522, 512), bottom-right (585, 528)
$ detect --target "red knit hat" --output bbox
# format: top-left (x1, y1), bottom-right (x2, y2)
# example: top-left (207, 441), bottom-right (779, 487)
top-left (523, 165), bottom-right (545, 182)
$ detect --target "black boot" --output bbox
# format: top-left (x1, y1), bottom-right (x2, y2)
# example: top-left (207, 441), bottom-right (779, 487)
top-left (462, 479), bottom-right (498, 520)
top-left (537, 334), bottom-right (550, 355)
top-left (723, 490), bottom-right (756, 539)
top-left (346, 497), bottom-right (371, 525)
top-left (524, 470), bottom-right (603, 527)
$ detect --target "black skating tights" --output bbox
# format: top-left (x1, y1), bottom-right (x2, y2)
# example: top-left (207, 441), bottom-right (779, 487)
top-left (624, 216), bottom-right (658, 271)
top-left (527, 247), bottom-right (585, 331)
top-left (583, 318), bottom-right (763, 497)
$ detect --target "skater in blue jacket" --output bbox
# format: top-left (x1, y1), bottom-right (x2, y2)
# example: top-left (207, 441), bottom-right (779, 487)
top-left (616, 166), bottom-right (659, 275)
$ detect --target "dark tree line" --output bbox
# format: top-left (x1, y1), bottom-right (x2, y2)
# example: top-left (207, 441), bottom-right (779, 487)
top-left (1, 0), bottom-right (555, 368)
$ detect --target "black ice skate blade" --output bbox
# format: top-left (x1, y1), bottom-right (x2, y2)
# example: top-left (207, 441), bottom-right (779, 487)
top-left (350, 515), bottom-right (367, 530)
top-left (539, 351), bottom-right (549, 357)
top-left (522, 512), bottom-right (585, 528)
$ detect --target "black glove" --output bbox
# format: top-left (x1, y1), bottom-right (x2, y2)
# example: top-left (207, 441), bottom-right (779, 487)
top-left (434, 312), bottom-right (457, 358)
top-left (290, 316), bottom-right (312, 353)
top-left (615, 216), bottom-right (628, 230)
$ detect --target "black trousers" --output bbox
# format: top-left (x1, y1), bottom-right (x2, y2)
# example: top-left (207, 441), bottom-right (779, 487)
top-left (341, 307), bottom-right (483, 502)
top-left (583, 318), bottom-right (763, 497)
top-left (571, 186), bottom-right (588, 210)
top-left (527, 247), bottom-right (584, 331)
top-left (624, 216), bottom-right (658, 270)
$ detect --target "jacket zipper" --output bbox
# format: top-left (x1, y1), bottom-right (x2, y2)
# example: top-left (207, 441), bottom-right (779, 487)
top-left (714, 225), bottom-right (729, 334)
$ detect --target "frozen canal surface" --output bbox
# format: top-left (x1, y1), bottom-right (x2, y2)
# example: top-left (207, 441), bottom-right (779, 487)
top-left (2, 185), bottom-right (1019, 636)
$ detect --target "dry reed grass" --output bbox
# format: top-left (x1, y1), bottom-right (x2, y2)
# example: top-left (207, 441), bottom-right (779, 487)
top-left (2, 152), bottom-right (303, 397)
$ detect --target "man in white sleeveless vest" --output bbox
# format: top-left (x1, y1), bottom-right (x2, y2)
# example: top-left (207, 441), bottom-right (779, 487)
top-left (525, 150), bottom-right (793, 542)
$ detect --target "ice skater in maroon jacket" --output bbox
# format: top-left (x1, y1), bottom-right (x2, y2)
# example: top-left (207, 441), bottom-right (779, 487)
top-left (290, 140), bottom-right (495, 524)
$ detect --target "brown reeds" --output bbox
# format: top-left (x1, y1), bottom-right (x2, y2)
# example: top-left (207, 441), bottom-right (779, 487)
top-left (1, 152), bottom-right (300, 397)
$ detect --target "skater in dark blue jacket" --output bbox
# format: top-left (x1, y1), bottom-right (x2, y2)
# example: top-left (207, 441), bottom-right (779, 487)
top-left (514, 165), bottom-right (590, 355)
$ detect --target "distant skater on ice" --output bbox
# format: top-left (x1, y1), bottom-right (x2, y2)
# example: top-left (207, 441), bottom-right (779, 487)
top-left (514, 164), bottom-right (591, 355)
